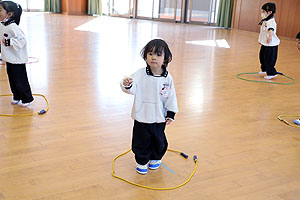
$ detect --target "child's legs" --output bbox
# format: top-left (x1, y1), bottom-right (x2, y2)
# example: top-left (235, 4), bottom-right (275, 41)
top-left (263, 46), bottom-right (278, 75)
top-left (150, 122), bottom-right (167, 161)
top-left (259, 45), bottom-right (267, 72)
top-left (6, 63), bottom-right (21, 100)
top-left (7, 63), bottom-right (34, 103)
top-left (132, 120), bottom-right (152, 165)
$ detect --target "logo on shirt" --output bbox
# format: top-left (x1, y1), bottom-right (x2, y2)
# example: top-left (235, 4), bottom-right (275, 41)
top-left (160, 82), bottom-right (170, 97)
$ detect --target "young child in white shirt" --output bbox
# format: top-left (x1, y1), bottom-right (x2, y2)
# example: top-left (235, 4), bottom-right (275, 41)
top-left (121, 39), bottom-right (178, 175)
top-left (296, 32), bottom-right (300, 51)
top-left (0, 1), bottom-right (33, 107)
top-left (293, 32), bottom-right (300, 125)
top-left (258, 2), bottom-right (280, 80)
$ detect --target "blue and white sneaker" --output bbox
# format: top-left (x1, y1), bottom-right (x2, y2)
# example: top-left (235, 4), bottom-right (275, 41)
top-left (294, 119), bottom-right (300, 125)
top-left (136, 163), bottom-right (148, 175)
top-left (149, 160), bottom-right (161, 170)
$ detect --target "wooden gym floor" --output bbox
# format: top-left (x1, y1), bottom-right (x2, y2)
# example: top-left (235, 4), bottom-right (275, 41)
top-left (0, 13), bottom-right (300, 200)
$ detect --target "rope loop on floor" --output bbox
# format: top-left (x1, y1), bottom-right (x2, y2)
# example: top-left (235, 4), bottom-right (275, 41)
top-left (278, 115), bottom-right (300, 128)
top-left (0, 93), bottom-right (49, 117)
top-left (236, 72), bottom-right (295, 85)
top-left (112, 148), bottom-right (198, 190)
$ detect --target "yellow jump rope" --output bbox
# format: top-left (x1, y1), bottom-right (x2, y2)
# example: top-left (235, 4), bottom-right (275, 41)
top-left (0, 93), bottom-right (49, 116)
top-left (112, 148), bottom-right (198, 190)
top-left (278, 115), bottom-right (300, 128)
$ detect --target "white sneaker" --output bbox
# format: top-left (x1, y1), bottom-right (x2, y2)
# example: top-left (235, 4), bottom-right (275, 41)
top-left (136, 163), bottom-right (148, 175)
top-left (11, 99), bottom-right (20, 105)
top-left (149, 160), bottom-right (161, 170)
top-left (264, 75), bottom-right (278, 80)
top-left (21, 103), bottom-right (30, 107)
top-left (258, 71), bottom-right (267, 75)
top-left (18, 101), bottom-right (31, 107)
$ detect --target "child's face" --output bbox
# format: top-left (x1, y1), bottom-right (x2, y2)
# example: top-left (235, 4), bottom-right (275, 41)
top-left (297, 39), bottom-right (300, 51)
top-left (261, 10), bottom-right (271, 18)
top-left (146, 48), bottom-right (165, 70)
top-left (0, 5), bottom-right (8, 22)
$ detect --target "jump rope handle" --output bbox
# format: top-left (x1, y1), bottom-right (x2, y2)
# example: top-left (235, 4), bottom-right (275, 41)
top-left (193, 155), bottom-right (198, 163)
top-left (180, 152), bottom-right (188, 159)
top-left (38, 109), bottom-right (47, 115)
top-left (180, 152), bottom-right (198, 163)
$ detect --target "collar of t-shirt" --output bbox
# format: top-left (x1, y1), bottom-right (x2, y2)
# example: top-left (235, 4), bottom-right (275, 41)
top-left (258, 15), bottom-right (274, 25)
top-left (146, 65), bottom-right (168, 77)
top-left (2, 19), bottom-right (16, 26)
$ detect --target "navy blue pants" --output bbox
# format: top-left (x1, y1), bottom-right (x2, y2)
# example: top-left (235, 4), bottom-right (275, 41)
top-left (6, 62), bottom-right (34, 103)
top-left (132, 120), bottom-right (168, 165)
top-left (259, 45), bottom-right (278, 76)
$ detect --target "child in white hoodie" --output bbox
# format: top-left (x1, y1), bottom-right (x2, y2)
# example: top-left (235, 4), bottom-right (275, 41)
top-left (0, 1), bottom-right (33, 107)
top-left (258, 2), bottom-right (280, 80)
top-left (293, 32), bottom-right (300, 125)
top-left (121, 39), bottom-right (178, 175)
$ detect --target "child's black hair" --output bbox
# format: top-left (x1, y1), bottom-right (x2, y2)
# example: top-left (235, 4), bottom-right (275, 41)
top-left (140, 39), bottom-right (172, 67)
top-left (296, 32), bottom-right (300, 39)
top-left (0, 1), bottom-right (22, 25)
top-left (262, 2), bottom-right (276, 14)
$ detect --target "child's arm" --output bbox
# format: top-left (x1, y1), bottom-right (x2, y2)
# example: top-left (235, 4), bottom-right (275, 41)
top-left (123, 77), bottom-right (133, 87)
top-left (266, 19), bottom-right (276, 44)
top-left (120, 75), bottom-right (136, 95)
top-left (267, 29), bottom-right (273, 43)
top-left (164, 76), bottom-right (178, 125)
top-left (2, 28), bottom-right (26, 49)
top-left (166, 118), bottom-right (173, 125)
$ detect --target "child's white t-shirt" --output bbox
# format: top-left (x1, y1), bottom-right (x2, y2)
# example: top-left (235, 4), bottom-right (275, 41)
top-left (258, 18), bottom-right (280, 46)
top-left (120, 67), bottom-right (178, 123)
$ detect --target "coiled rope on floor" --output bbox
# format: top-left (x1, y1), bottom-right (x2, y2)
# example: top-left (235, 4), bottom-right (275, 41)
top-left (278, 115), bottom-right (300, 128)
top-left (112, 148), bottom-right (198, 190)
top-left (0, 93), bottom-right (49, 117)
top-left (236, 72), bottom-right (295, 85)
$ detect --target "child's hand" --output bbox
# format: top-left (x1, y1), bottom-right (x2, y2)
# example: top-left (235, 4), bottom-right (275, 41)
top-left (123, 77), bottom-right (133, 86)
top-left (166, 118), bottom-right (173, 125)
top-left (267, 36), bottom-right (272, 43)
top-left (1, 39), bottom-right (5, 45)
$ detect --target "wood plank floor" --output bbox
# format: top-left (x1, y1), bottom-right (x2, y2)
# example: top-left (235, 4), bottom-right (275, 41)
top-left (0, 13), bottom-right (300, 200)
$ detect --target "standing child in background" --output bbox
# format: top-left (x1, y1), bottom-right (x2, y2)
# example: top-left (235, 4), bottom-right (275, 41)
top-left (120, 39), bottom-right (178, 175)
top-left (296, 32), bottom-right (300, 51)
top-left (0, 1), bottom-right (33, 107)
top-left (293, 32), bottom-right (300, 125)
top-left (258, 2), bottom-right (280, 80)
